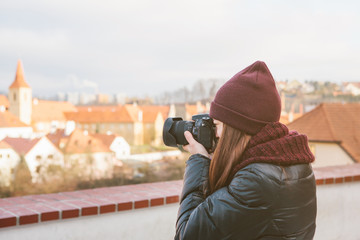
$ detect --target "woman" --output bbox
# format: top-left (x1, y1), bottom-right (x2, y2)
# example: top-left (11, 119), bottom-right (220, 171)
top-left (175, 61), bottom-right (316, 240)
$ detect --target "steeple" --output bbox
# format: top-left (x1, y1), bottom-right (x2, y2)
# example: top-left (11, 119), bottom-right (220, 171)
top-left (8, 60), bottom-right (32, 125)
top-left (9, 60), bottom-right (31, 89)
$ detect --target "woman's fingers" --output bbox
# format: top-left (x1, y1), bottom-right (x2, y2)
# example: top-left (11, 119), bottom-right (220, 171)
top-left (183, 131), bottom-right (210, 158)
top-left (184, 131), bottom-right (195, 144)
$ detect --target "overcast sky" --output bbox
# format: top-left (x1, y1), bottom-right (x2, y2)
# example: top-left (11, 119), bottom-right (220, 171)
top-left (0, 0), bottom-right (359, 97)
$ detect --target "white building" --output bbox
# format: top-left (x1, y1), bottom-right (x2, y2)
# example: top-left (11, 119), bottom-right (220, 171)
top-left (91, 133), bottom-right (130, 160)
top-left (48, 129), bottom-right (116, 180)
top-left (0, 109), bottom-right (33, 140)
top-left (287, 103), bottom-right (360, 167)
top-left (3, 136), bottom-right (64, 183)
top-left (344, 82), bottom-right (360, 96)
top-left (31, 98), bottom-right (77, 134)
top-left (0, 141), bottom-right (21, 187)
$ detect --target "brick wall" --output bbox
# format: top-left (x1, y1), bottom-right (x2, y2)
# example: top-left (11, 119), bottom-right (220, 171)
top-left (1, 164), bottom-right (360, 239)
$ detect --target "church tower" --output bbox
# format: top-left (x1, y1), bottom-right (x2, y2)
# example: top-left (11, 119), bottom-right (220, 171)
top-left (8, 60), bottom-right (32, 125)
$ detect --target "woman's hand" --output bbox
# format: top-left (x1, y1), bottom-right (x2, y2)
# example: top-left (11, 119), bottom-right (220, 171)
top-left (183, 131), bottom-right (211, 158)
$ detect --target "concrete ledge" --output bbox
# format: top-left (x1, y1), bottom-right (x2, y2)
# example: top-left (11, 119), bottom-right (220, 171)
top-left (1, 163), bottom-right (360, 230)
top-left (313, 163), bottom-right (360, 185)
top-left (0, 180), bottom-right (182, 229)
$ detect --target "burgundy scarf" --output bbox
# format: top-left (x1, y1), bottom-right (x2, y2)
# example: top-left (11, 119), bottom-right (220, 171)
top-left (232, 122), bottom-right (315, 174)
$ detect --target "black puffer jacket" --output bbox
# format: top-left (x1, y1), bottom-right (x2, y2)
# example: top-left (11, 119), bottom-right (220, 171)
top-left (175, 154), bottom-right (317, 240)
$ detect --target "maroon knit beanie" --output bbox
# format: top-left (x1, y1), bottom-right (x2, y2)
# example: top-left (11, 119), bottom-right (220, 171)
top-left (210, 61), bottom-right (281, 135)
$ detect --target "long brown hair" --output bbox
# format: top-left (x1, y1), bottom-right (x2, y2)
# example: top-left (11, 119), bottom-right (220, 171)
top-left (208, 123), bottom-right (252, 195)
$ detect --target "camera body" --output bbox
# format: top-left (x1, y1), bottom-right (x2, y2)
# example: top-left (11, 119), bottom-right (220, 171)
top-left (162, 114), bottom-right (217, 153)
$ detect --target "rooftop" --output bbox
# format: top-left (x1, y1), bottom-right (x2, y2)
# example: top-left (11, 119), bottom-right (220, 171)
top-left (138, 106), bottom-right (165, 123)
top-left (9, 60), bottom-right (30, 89)
top-left (32, 99), bottom-right (77, 122)
top-left (0, 111), bottom-right (29, 128)
top-left (0, 141), bottom-right (12, 150)
top-left (287, 103), bottom-right (360, 163)
top-left (62, 129), bottom-right (111, 154)
top-left (89, 133), bottom-right (117, 148)
top-left (65, 104), bottom-right (167, 123)
top-left (65, 105), bottom-right (135, 123)
top-left (2, 137), bottom-right (41, 155)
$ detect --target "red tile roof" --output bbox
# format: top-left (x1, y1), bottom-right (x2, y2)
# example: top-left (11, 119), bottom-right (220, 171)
top-left (90, 133), bottom-right (117, 148)
top-left (32, 99), bottom-right (77, 122)
top-left (287, 103), bottom-right (360, 163)
top-left (9, 60), bottom-right (31, 89)
top-left (0, 140), bottom-right (12, 149)
top-left (65, 105), bottom-right (139, 123)
top-left (76, 105), bottom-right (121, 112)
top-left (46, 129), bottom-right (68, 148)
top-left (3, 137), bottom-right (41, 155)
top-left (343, 82), bottom-right (360, 88)
top-left (0, 111), bottom-right (29, 128)
top-left (63, 129), bottom-right (111, 154)
top-left (66, 104), bottom-right (169, 124)
top-left (124, 104), bottom-right (141, 122)
top-left (157, 105), bottom-right (170, 120)
top-left (139, 105), bottom-right (165, 123)
top-left (47, 129), bottom-right (111, 153)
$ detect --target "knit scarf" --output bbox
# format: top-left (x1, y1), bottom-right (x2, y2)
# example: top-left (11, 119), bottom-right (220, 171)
top-left (232, 122), bottom-right (315, 174)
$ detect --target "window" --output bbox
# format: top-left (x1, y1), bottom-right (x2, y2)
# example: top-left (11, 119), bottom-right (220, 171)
top-left (36, 155), bottom-right (41, 161)
top-left (0, 154), bottom-right (2, 159)
top-left (48, 155), bottom-right (54, 160)
top-left (13, 92), bottom-right (16, 101)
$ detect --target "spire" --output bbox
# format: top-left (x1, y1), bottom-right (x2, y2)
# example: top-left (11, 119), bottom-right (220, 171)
top-left (9, 60), bottom-right (31, 89)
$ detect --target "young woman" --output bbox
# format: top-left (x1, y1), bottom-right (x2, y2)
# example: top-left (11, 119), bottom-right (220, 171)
top-left (175, 61), bottom-right (317, 240)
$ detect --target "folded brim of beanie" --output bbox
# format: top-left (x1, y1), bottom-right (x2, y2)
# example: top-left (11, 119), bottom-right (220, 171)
top-left (210, 101), bottom-right (271, 135)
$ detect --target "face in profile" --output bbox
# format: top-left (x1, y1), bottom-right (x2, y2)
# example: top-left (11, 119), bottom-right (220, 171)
top-left (213, 119), bottom-right (223, 139)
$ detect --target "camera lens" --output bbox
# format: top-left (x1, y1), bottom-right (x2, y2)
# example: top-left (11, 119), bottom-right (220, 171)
top-left (162, 117), bottom-right (193, 147)
top-left (162, 114), bottom-right (216, 153)
top-left (169, 120), bottom-right (193, 145)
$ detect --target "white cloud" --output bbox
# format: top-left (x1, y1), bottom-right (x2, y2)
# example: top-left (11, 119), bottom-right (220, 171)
top-left (0, 28), bottom-right (70, 58)
top-left (69, 74), bottom-right (98, 92)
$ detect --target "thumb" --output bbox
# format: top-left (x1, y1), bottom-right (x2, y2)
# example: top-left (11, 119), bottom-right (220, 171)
top-left (184, 131), bottom-right (196, 145)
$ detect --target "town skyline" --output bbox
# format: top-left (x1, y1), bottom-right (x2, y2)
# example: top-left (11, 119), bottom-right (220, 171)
top-left (1, 1), bottom-right (360, 97)
top-left (1, 59), bottom-right (359, 104)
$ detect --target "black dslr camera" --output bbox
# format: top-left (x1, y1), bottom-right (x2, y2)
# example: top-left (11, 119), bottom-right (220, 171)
top-left (162, 114), bottom-right (217, 153)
